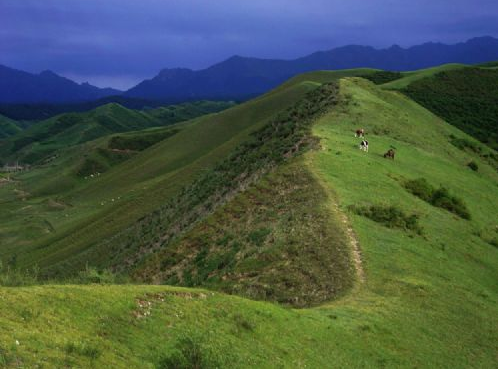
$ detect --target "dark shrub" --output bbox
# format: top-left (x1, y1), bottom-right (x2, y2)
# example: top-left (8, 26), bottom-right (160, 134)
top-left (350, 205), bottom-right (423, 234)
top-left (489, 238), bottom-right (498, 248)
top-left (404, 178), bottom-right (471, 220)
top-left (404, 178), bottom-right (433, 202)
top-left (467, 161), bottom-right (478, 171)
top-left (158, 336), bottom-right (220, 369)
top-left (247, 228), bottom-right (271, 246)
top-left (450, 138), bottom-right (481, 153)
top-left (363, 71), bottom-right (403, 84)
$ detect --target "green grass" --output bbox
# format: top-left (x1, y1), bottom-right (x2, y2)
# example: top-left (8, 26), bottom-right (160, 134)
top-left (0, 101), bottom-right (234, 165)
top-left (0, 72), bottom-right (497, 368)
top-left (309, 77), bottom-right (498, 367)
top-left (380, 63), bottom-right (469, 89)
top-left (401, 68), bottom-right (498, 150)
top-left (363, 71), bottom-right (403, 85)
top-left (0, 114), bottom-right (21, 141)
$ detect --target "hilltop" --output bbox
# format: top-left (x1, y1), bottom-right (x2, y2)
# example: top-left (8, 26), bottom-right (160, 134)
top-left (0, 69), bottom-right (497, 368)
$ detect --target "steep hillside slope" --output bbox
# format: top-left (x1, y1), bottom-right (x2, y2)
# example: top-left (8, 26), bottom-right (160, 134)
top-left (370, 63), bottom-right (498, 151)
top-left (0, 114), bottom-right (21, 140)
top-left (400, 68), bottom-right (498, 150)
top-left (1, 76), bottom-right (497, 368)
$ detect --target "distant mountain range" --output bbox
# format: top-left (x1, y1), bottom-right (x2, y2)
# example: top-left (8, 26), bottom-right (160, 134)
top-left (2, 36), bottom-right (498, 104)
top-left (0, 65), bottom-right (121, 103)
top-left (124, 36), bottom-right (498, 100)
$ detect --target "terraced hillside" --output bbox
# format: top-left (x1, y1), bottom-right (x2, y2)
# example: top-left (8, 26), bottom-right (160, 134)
top-left (1, 72), bottom-right (497, 368)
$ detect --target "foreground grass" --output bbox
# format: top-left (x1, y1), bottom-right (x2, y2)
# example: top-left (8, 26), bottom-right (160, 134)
top-left (0, 284), bottom-right (407, 369)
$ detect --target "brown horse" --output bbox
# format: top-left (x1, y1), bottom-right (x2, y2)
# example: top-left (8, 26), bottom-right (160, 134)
top-left (355, 129), bottom-right (365, 137)
top-left (383, 148), bottom-right (395, 160)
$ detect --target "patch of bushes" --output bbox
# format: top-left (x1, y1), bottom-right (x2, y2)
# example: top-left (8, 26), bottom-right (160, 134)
top-left (489, 238), bottom-right (498, 248)
top-left (158, 336), bottom-right (221, 369)
top-left (233, 313), bottom-right (255, 332)
top-left (363, 71), bottom-right (403, 85)
top-left (450, 137), bottom-right (481, 154)
top-left (350, 204), bottom-right (422, 234)
top-left (467, 161), bottom-right (479, 171)
top-left (64, 342), bottom-right (101, 360)
top-left (404, 178), bottom-right (471, 219)
top-left (76, 266), bottom-right (121, 284)
top-left (0, 258), bottom-right (39, 287)
top-left (247, 228), bottom-right (271, 246)
top-left (108, 129), bottom-right (179, 151)
top-left (77, 157), bottom-right (108, 177)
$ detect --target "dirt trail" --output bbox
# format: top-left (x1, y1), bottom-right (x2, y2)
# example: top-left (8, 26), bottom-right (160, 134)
top-left (332, 202), bottom-right (365, 284)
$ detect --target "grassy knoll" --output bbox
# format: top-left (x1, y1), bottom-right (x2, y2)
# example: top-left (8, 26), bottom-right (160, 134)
top-left (401, 68), bottom-right (498, 150)
top-left (380, 63), bottom-right (469, 89)
top-left (0, 114), bottom-right (21, 140)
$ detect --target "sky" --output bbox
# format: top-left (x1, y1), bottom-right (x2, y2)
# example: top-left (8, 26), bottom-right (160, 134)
top-left (1, 0), bottom-right (497, 90)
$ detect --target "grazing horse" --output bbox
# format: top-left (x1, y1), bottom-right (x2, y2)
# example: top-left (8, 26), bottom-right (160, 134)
top-left (355, 129), bottom-right (365, 137)
top-left (383, 148), bottom-right (395, 160)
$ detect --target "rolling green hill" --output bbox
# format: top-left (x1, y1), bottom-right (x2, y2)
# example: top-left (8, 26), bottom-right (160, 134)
top-left (0, 71), bottom-right (497, 368)
top-left (400, 68), bottom-right (498, 150)
top-left (379, 63), bottom-right (469, 89)
top-left (0, 101), bottom-right (235, 165)
top-left (0, 114), bottom-right (21, 140)
top-left (366, 63), bottom-right (498, 150)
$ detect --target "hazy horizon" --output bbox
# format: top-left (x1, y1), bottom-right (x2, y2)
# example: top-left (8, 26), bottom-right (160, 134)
top-left (1, 0), bottom-right (497, 89)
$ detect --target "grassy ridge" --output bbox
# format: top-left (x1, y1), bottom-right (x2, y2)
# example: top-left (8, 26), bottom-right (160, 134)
top-left (42, 83), bottom-right (354, 308)
top-left (401, 67), bottom-right (498, 150)
top-left (380, 63), bottom-right (469, 89)
top-left (120, 82), bottom-right (351, 306)
top-left (2, 79), bottom-right (321, 272)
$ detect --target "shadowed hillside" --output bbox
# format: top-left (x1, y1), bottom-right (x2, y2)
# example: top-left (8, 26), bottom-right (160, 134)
top-left (0, 114), bottom-right (21, 140)
top-left (0, 101), bottom-right (235, 165)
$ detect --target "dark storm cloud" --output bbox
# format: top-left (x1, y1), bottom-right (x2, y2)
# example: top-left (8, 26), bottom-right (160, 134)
top-left (1, 0), bottom-right (497, 89)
